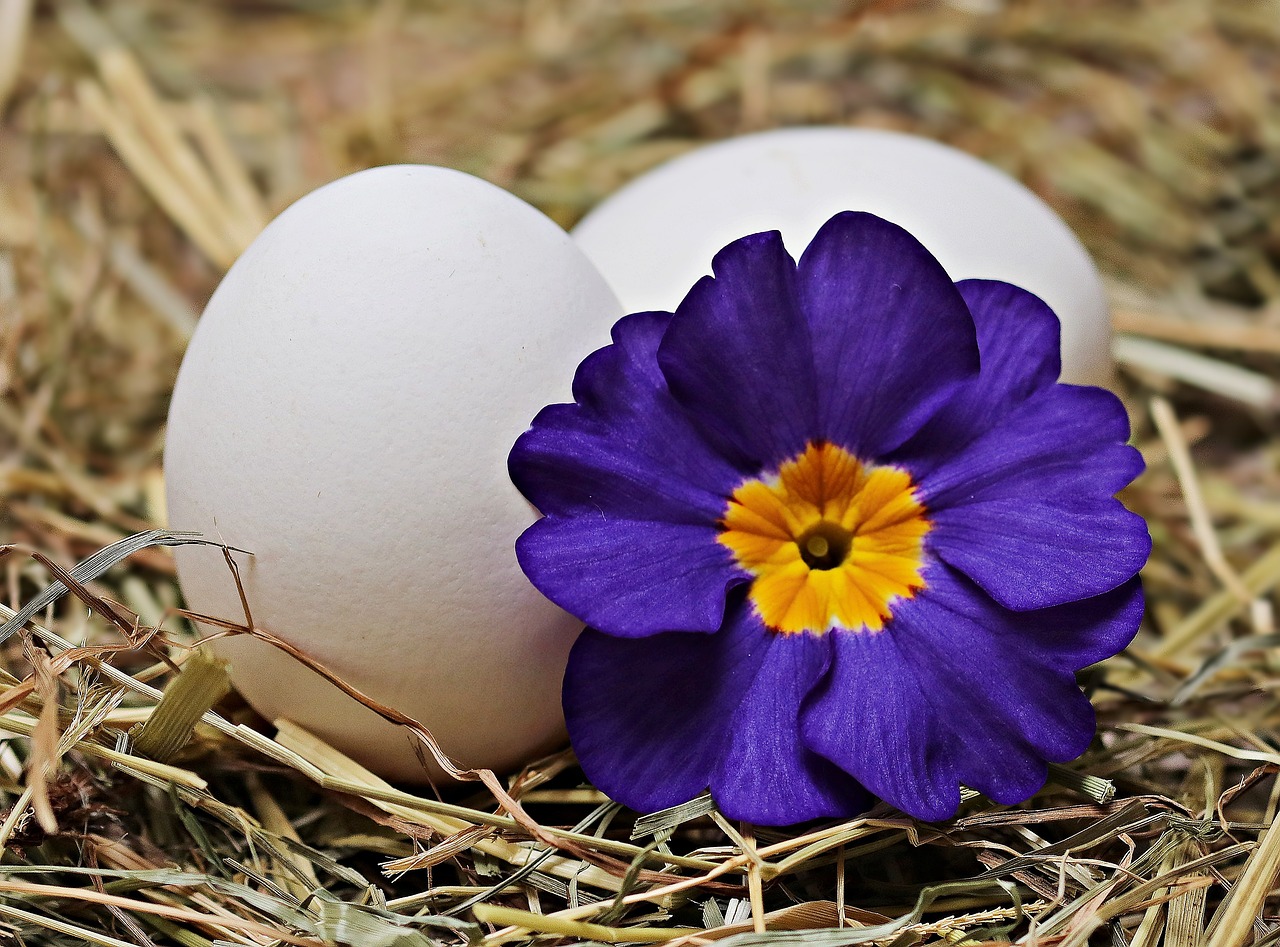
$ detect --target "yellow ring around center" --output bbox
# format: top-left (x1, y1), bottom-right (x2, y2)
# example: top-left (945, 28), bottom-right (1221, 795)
top-left (717, 441), bottom-right (931, 635)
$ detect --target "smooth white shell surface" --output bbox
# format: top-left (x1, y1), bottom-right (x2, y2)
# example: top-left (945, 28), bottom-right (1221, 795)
top-left (573, 127), bottom-right (1113, 388)
top-left (165, 165), bottom-right (623, 782)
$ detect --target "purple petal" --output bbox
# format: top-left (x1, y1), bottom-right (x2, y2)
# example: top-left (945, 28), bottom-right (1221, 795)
top-left (803, 562), bottom-right (1130, 818)
top-left (796, 212), bottom-right (979, 460)
top-left (802, 628), bottom-right (961, 821)
top-left (957, 279), bottom-right (1062, 396)
top-left (516, 517), bottom-right (740, 637)
top-left (915, 564), bottom-right (1142, 675)
top-left (711, 629), bottom-right (871, 824)
top-left (658, 232), bottom-right (818, 470)
top-left (1006, 577), bottom-right (1145, 672)
top-left (511, 310), bottom-right (746, 524)
top-left (890, 280), bottom-right (1062, 476)
top-left (921, 385), bottom-right (1141, 504)
top-left (888, 564), bottom-right (1108, 801)
top-left (564, 601), bottom-right (771, 813)
top-left (919, 384), bottom-right (1149, 610)
top-left (929, 496), bottom-right (1150, 611)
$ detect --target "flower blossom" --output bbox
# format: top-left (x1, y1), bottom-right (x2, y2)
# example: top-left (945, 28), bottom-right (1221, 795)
top-left (509, 212), bottom-right (1149, 824)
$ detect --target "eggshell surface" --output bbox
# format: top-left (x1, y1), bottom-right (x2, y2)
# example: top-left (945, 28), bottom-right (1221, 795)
top-left (165, 165), bottom-right (623, 782)
top-left (573, 127), bottom-right (1113, 388)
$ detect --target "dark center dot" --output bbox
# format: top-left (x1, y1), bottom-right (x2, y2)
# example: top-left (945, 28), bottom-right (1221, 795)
top-left (797, 521), bottom-right (853, 571)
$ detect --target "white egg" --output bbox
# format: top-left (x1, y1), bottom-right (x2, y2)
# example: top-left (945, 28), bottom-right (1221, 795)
top-left (165, 165), bottom-right (623, 782)
top-left (573, 127), bottom-right (1113, 388)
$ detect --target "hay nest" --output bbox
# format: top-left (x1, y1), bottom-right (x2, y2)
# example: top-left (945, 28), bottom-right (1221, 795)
top-left (4, 2), bottom-right (1280, 945)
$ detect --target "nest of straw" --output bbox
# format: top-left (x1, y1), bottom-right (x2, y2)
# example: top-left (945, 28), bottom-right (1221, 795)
top-left (4, 1), bottom-right (1280, 945)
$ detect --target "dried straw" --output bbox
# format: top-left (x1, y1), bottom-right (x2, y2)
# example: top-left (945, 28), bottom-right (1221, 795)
top-left (5, 1), bottom-right (1280, 944)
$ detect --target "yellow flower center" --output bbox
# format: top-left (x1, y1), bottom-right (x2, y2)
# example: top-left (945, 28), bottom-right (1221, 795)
top-left (718, 441), bottom-right (931, 635)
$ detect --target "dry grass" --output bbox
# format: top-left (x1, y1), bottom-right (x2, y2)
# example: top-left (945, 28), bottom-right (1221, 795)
top-left (5, 1), bottom-right (1280, 945)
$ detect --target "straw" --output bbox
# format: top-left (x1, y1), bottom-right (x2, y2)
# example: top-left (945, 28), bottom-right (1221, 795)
top-left (5, 2), bottom-right (1280, 944)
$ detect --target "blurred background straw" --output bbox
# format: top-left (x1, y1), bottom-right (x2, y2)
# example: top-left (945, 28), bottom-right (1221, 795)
top-left (5, 1), bottom-right (1280, 945)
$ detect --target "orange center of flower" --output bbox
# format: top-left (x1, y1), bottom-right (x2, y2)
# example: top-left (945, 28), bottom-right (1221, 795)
top-left (718, 441), bottom-right (931, 635)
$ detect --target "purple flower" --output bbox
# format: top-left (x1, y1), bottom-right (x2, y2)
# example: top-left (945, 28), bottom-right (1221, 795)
top-left (509, 212), bottom-right (1149, 825)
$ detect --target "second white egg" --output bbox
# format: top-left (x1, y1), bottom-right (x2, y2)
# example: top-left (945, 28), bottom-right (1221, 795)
top-left (572, 127), bottom-right (1113, 388)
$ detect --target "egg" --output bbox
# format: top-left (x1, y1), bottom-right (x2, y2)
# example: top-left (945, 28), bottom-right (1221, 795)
top-left (573, 127), bottom-right (1113, 388)
top-left (164, 165), bottom-right (623, 782)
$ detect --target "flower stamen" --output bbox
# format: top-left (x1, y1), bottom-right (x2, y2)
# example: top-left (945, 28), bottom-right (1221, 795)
top-left (719, 441), bottom-right (931, 635)
top-left (798, 522), bottom-right (851, 571)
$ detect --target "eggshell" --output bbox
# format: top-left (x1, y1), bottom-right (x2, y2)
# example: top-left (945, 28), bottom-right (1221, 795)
top-left (165, 165), bottom-right (623, 782)
top-left (573, 127), bottom-right (1113, 388)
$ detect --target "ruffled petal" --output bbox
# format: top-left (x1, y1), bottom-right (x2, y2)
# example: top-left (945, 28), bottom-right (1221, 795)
top-left (796, 212), bottom-right (979, 460)
top-left (710, 626), bottom-right (870, 824)
top-left (801, 628), bottom-right (961, 821)
top-left (511, 310), bottom-right (746, 524)
top-left (803, 561), bottom-right (1130, 818)
top-left (911, 564), bottom-right (1141, 676)
top-left (957, 279), bottom-right (1062, 398)
top-left (889, 564), bottom-right (1110, 803)
top-left (516, 518), bottom-right (739, 637)
top-left (889, 280), bottom-right (1062, 476)
top-left (928, 496), bottom-right (1149, 611)
top-left (563, 599), bottom-right (771, 813)
top-left (922, 385), bottom-right (1140, 503)
top-left (920, 384), bottom-right (1149, 610)
top-left (658, 231), bottom-right (818, 470)
top-left (1003, 577), bottom-right (1145, 672)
